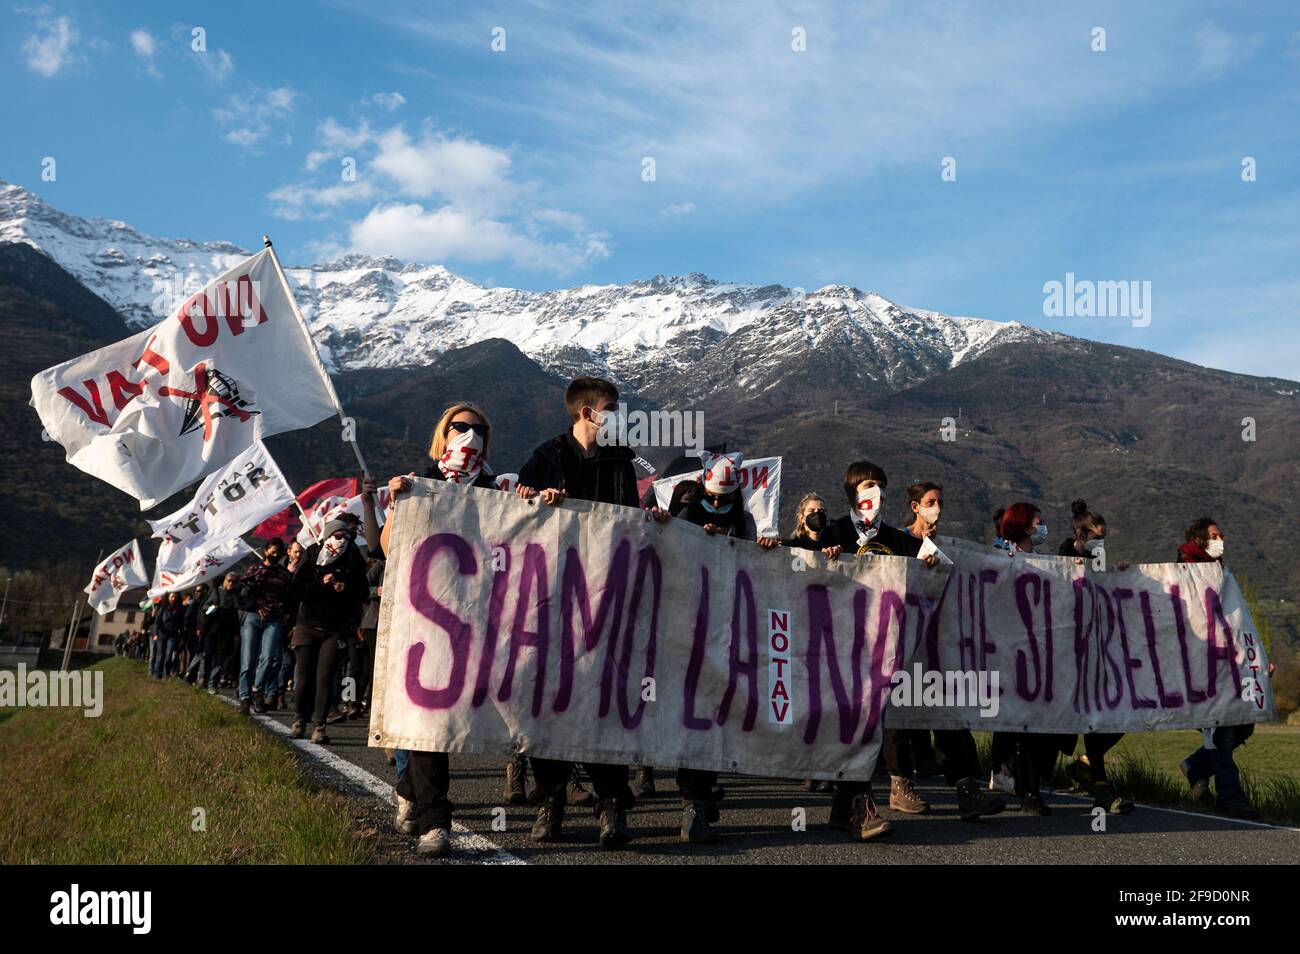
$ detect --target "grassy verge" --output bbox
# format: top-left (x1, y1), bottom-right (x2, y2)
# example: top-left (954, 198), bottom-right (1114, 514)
top-left (0, 657), bottom-right (376, 863)
top-left (974, 725), bottom-right (1300, 826)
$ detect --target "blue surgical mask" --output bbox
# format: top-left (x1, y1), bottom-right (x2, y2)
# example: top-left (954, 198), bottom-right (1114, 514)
top-left (1031, 523), bottom-right (1049, 545)
top-left (701, 499), bottom-right (733, 516)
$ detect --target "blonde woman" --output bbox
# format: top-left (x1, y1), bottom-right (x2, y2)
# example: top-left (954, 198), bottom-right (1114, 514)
top-left (780, 492), bottom-right (835, 552)
top-left (382, 402), bottom-right (503, 858)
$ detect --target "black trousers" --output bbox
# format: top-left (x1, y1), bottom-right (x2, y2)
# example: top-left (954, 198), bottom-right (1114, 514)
top-left (992, 732), bottom-right (1062, 797)
top-left (531, 758), bottom-right (635, 809)
top-left (1083, 732), bottom-right (1124, 782)
top-left (349, 634), bottom-right (374, 705)
top-left (676, 768), bottom-right (718, 803)
top-left (880, 727), bottom-right (914, 778)
top-left (396, 751), bottom-right (454, 831)
top-left (932, 729), bottom-right (981, 784)
top-left (294, 636), bottom-right (341, 726)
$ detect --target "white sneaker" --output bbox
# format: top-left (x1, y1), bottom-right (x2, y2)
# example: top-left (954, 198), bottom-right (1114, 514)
top-left (989, 768), bottom-right (1016, 794)
top-left (416, 827), bottom-right (451, 857)
top-left (392, 789), bottom-right (417, 835)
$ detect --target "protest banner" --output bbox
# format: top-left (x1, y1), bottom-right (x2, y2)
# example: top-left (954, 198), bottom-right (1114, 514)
top-left (31, 248), bottom-right (339, 509)
top-left (370, 480), bottom-right (944, 781)
top-left (84, 539), bottom-right (149, 615)
top-left (148, 441), bottom-right (294, 575)
top-left (373, 487), bottom-right (1275, 780)
top-left (880, 536), bottom-right (1276, 733)
top-left (651, 456), bottom-right (781, 536)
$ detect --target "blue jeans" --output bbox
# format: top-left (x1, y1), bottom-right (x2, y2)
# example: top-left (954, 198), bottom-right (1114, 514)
top-left (149, 636), bottom-right (166, 677)
top-left (164, 636), bottom-right (181, 676)
top-left (1185, 725), bottom-right (1254, 806)
top-left (275, 645), bottom-right (295, 698)
top-left (394, 748), bottom-right (410, 784)
top-left (239, 614), bottom-right (284, 700)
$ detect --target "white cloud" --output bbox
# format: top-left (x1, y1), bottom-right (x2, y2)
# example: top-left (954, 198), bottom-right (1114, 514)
top-left (268, 180), bottom-right (378, 220)
top-left (196, 47), bottom-right (234, 83)
top-left (349, 202), bottom-right (608, 273)
top-left (659, 202), bottom-right (696, 218)
top-left (213, 86), bottom-right (298, 150)
top-left (22, 10), bottom-right (79, 77)
top-left (1193, 21), bottom-right (1244, 76)
top-left (130, 28), bottom-right (162, 77)
top-left (362, 91), bottom-right (406, 112)
top-left (371, 128), bottom-right (516, 212)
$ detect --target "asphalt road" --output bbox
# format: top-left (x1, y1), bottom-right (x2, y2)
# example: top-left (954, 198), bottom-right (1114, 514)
top-left (227, 688), bottom-right (1300, 865)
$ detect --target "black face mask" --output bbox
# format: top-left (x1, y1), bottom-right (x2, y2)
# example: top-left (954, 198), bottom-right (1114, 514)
top-left (805, 511), bottom-right (827, 533)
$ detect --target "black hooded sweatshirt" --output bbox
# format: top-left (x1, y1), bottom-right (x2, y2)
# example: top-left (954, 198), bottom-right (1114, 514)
top-left (517, 431), bottom-right (639, 508)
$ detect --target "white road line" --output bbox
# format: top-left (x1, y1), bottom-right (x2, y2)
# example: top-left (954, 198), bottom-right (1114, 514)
top-left (218, 695), bottom-right (525, 864)
top-left (1049, 789), bottom-right (1300, 833)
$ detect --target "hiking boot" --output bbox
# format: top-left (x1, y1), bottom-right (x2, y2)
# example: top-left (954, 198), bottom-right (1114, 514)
top-left (239, 697), bottom-right (251, 715)
top-left (1018, 793), bottom-right (1051, 815)
top-left (889, 776), bottom-right (930, 814)
top-left (1217, 800), bottom-right (1259, 820)
top-left (265, 695), bottom-right (280, 711)
top-left (680, 801), bottom-right (717, 844)
top-left (326, 707), bottom-right (347, 725)
top-left (567, 765), bottom-right (596, 807)
top-left (1179, 759), bottom-right (1214, 807)
top-left (828, 794), bottom-right (854, 831)
top-left (310, 723), bottom-right (330, 745)
top-left (632, 764), bottom-right (657, 798)
top-left (251, 689), bottom-right (267, 714)
top-left (850, 794), bottom-right (894, 841)
top-left (1091, 781), bottom-right (1134, 814)
top-left (596, 799), bottom-right (632, 849)
top-left (392, 789), bottom-right (417, 835)
top-left (416, 828), bottom-right (451, 857)
top-left (531, 801), bottom-right (565, 842)
top-left (956, 777), bottom-right (1005, 821)
top-left (289, 720), bottom-right (305, 739)
top-left (503, 754), bottom-right (529, 805)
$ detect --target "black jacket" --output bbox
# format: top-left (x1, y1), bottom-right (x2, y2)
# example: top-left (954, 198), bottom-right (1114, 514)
top-left (824, 515), bottom-right (922, 558)
top-left (517, 432), bottom-right (639, 508)
top-left (290, 541), bottom-right (369, 636)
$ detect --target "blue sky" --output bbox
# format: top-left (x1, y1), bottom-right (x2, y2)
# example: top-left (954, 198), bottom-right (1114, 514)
top-left (2, 0), bottom-right (1299, 379)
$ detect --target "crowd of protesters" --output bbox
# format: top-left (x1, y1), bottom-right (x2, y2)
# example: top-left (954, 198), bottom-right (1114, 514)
top-left (132, 375), bottom-right (1275, 858)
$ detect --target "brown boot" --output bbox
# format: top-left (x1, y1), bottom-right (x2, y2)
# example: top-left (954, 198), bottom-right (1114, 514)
top-left (956, 777), bottom-right (1005, 821)
top-left (889, 776), bottom-right (930, 814)
top-left (851, 793), bottom-right (894, 841)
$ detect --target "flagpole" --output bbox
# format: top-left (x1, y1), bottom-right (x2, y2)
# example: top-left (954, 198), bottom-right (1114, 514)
top-left (261, 236), bottom-right (371, 481)
top-left (61, 599), bottom-right (83, 672)
top-left (294, 499), bottom-right (322, 544)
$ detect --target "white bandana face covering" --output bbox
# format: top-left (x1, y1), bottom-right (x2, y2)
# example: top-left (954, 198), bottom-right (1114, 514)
top-left (317, 532), bottom-right (349, 566)
top-left (1205, 538), bottom-right (1225, 558)
top-left (854, 486), bottom-right (882, 545)
top-left (439, 428), bottom-right (485, 483)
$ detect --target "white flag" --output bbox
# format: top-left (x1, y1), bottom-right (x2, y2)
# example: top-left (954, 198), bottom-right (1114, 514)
top-left (149, 441), bottom-right (295, 575)
top-left (84, 539), bottom-right (149, 615)
top-left (31, 248), bottom-right (338, 509)
top-left (297, 486), bottom-right (393, 549)
top-left (148, 536), bottom-right (253, 599)
top-left (651, 456), bottom-right (782, 536)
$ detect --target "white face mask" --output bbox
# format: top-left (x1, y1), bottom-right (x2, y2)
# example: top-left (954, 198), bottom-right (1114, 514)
top-left (594, 406), bottom-right (625, 445)
top-left (317, 532), bottom-right (349, 566)
top-left (1030, 523), bottom-right (1049, 545)
top-left (440, 428), bottom-right (484, 480)
top-left (1205, 538), bottom-right (1225, 558)
top-left (917, 505), bottom-right (940, 525)
top-left (855, 486), bottom-right (882, 526)
top-left (1083, 538), bottom-right (1105, 555)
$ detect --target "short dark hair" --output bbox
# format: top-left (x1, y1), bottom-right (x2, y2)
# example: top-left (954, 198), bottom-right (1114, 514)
top-left (906, 481), bottom-right (943, 507)
top-left (265, 536), bottom-right (285, 551)
top-left (1186, 516), bottom-right (1217, 544)
top-left (565, 377), bottom-right (619, 421)
top-left (842, 460), bottom-right (888, 504)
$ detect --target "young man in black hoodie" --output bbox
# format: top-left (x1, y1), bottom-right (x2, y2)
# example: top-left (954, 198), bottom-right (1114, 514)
top-left (516, 376), bottom-right (668, 848)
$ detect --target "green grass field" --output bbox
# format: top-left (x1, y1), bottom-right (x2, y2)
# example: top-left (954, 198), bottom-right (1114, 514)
top-left (0, 657), bottom-right (376, 864)
top-left (974, 726), bottom-right (1300, 825)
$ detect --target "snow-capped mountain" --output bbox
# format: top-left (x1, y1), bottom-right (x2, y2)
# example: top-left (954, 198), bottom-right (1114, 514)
top-left (0, 179), bottom-right (1054, 400)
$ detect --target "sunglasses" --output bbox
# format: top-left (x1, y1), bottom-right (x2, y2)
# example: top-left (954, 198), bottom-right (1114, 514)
top-left (448, 421), bottom-right (487, 436)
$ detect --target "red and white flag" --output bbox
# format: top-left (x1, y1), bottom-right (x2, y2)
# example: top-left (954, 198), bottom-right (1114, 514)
top-left (253, 476), bottom-right (358, 541)
top-left (84, 539), bottom-right (149, 615)
top-left (31, 248), bottom-right (339, 509)
top-left (149, 536), bottom-right (252, 599)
